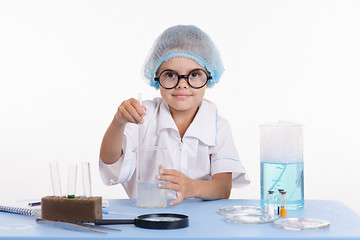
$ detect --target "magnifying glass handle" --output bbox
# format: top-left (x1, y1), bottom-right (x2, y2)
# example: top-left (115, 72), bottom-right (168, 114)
top-left (94, 219), bottom-right (135, 225)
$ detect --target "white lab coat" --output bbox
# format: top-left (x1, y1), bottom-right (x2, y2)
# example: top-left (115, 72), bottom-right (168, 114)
top-left (99, 98), bottom-right (250, 199)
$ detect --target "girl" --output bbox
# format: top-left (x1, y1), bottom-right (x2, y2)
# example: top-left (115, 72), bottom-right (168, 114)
top-left (99, 25), bottom-right (250, 206)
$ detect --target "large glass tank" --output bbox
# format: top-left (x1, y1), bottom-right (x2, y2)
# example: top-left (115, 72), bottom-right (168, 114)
top-left (260, 122), bottom-right (304, 210)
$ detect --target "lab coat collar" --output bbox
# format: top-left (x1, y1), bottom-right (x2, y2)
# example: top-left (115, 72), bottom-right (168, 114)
top-left (157, 100), bottom-right (178, 133)
top-left (158, 99), bottom-right (217, 146)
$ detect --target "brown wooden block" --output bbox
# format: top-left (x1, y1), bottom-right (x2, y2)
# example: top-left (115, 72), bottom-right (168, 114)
top-left (41, 196), bottom-right (102, 223)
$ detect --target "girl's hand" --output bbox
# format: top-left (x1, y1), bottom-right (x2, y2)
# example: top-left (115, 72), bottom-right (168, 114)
top-left (157, 169), bottom-right (194, 206)
top-left (114, 98), bottom-right (146, 125)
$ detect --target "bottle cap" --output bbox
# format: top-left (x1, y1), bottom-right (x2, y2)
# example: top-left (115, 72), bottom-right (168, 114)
top-left (268, 190), bottom-right (274, 194)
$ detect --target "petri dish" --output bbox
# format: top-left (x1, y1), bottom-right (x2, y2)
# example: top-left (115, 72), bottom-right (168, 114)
top-left (219, 206), bottom-right (263, 215)
top-left (225, 212), bottom-right (278, 224)
top-left (274, 218), bottom-right (330, 231)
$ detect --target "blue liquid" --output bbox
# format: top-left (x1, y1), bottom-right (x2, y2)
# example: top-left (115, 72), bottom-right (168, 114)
top-left (261, 162), bottom-right (304, 210)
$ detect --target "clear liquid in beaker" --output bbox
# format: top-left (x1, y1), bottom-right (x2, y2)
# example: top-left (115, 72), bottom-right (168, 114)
top-left (261, 162), bottom-right (304, 210)
top-left (137, 182), bottom-right (167, 208)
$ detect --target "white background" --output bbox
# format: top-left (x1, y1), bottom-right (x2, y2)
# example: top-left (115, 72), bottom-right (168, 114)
top-left (1, 0), bottom-right (360, 215)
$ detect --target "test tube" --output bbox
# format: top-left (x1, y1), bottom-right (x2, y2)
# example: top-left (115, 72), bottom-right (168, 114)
top-left (49, 161), bottom-right (62, 197)
top-left (67, 164), bottom-right (77, 198)
top-left (136, 92), bottom-right (143, 184)
top-left (82, 162), bottom-right (92, 197)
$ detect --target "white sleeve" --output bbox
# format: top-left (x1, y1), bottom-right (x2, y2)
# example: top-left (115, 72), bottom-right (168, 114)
top-left (210, 119), bottom-right (250, 188)
top-left (99, 124), bottom-right (137, 186)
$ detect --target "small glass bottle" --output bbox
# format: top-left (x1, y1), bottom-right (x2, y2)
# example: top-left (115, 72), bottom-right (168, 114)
top-left (266, 190), bottom-right (275, 216)
top-left (279, 191), bottom-right (287, 218)
top-left (276, 189), bottom-right (284, 215)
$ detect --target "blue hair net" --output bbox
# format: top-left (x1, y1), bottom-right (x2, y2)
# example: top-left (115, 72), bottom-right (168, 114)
top-left (143, 25), bottom-right (224, 89)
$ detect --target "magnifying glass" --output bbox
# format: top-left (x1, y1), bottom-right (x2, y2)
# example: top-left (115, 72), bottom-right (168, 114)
top-left (94, 213), bottom-right (189, 229)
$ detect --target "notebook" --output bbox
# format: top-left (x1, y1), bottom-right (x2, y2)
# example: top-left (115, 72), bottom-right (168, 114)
top-left (0, 202), bottom-right (41, 216)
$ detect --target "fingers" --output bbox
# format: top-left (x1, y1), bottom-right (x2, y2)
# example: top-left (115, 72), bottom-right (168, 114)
top-left (117, 104), bottom-right (137, 123)
top-left (115, 98), bottom-right (146, 124)
top-left (157, 174), bottom-right (178, 184)
top-left (157, 180), bottom-right (183, 206)
top-left (123, 101), bottom-right (144, 124)
top-left (158, 164), bottom-right (165, 171)
top-left (158, 182), bottom-right (180, 191)
top-left (169, 192), bottom-right (183, 206)
top-left (157, 169), bottom-right (181, 184)
top-left (158, 182), bottom-right (184, 206)
top-left (157, 169), bottom-right (190, 206)
top-left (159, 168), bottom-right (179, 176)
top-left (134, 99), bottom-right (147, 117)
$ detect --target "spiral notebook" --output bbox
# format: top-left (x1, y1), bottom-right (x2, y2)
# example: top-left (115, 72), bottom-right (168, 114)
top-left (0, 202), bottom-right (41, 216)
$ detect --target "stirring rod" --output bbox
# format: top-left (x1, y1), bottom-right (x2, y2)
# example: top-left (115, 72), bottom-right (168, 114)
top-left (49, 161), bottom-right (62, 197)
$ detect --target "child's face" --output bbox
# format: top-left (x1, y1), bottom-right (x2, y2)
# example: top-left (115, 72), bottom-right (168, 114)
top-left (157, 57), bottom-right (207, 113)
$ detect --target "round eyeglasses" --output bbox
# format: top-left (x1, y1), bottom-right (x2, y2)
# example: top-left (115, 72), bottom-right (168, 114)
top-left (154, 69), bottom-right (212, 89)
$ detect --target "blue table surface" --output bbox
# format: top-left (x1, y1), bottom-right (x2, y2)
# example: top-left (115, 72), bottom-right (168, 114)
top-left (1, 199), bottom-right (360, 239)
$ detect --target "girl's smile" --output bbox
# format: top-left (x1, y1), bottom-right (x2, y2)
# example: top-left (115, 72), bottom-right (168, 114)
top-left (172, 92), bottom-right (193, 99)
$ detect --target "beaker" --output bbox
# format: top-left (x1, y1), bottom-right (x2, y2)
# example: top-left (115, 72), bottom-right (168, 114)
top-left (135, 147), bottom-right (167, 208)
top-left (260, 122), bottom-right (304, 210)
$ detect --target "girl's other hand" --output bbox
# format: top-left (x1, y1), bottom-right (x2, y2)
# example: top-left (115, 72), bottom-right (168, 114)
top-left (114, 98), bottom-right (146, 125)
top-left (156, 169), bottom-right (194, 206)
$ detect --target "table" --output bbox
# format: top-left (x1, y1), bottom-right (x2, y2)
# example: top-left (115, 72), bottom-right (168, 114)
top-left (1, 199), bottom-right (360, 239)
